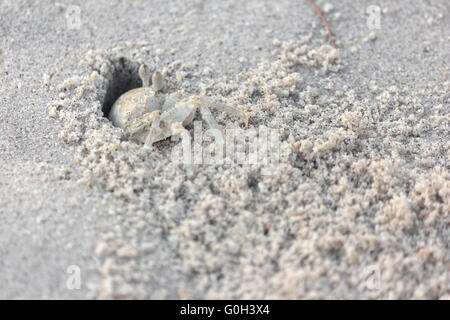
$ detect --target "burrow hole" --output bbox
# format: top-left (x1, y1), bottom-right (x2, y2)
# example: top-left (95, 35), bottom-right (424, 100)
top-left (101, 57), bottom-right (142, 117)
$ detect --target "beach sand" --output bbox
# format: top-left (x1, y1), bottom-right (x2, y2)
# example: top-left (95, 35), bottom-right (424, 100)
top-left (0, 0), bottom-right (449, 299)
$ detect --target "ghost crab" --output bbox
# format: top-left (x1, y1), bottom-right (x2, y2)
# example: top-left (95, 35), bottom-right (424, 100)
top-left (108, 64), bottom-right (249, 148)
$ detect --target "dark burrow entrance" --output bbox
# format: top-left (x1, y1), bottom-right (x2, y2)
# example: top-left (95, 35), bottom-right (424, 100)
top-left (101, 57), bottom-right (142, 117)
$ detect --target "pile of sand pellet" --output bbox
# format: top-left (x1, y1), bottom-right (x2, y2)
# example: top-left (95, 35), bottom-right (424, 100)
top-left (49, 34), bottom-right (449, 299)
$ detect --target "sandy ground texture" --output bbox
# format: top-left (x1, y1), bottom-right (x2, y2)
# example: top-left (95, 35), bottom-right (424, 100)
top-left (0, 0), bottom-right (449, 299)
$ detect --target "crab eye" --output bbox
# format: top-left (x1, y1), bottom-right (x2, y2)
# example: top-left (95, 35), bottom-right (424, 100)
top-left (152, 72), bottom-right (165, 92)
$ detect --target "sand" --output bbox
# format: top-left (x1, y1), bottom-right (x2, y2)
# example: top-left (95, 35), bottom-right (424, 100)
top-left (0, 0), bottom-right (449, 299)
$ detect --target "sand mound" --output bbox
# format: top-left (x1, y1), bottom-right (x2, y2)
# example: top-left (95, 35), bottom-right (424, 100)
top-left (49, 35), bottom-right (449, 299)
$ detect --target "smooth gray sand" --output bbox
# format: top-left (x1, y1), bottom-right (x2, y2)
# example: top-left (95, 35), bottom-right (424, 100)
top-left (0, 0), bottom-right (449, 299)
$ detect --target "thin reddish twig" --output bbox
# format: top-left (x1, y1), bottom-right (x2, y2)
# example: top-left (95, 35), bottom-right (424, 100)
top-left (306, 0), bottom-right (336, 48)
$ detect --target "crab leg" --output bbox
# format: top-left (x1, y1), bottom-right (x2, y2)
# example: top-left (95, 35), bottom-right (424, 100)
top-left (193, 96), bottom-right (249, 126)
top-left (200, 105), bottom-right (225, 148)
top-left (199, 106), bottom-right (222, 131)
